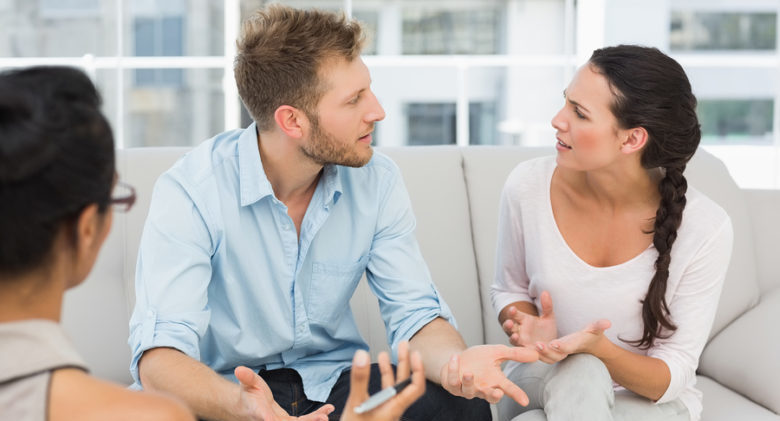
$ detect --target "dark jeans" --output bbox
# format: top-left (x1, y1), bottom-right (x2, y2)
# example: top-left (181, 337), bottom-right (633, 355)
top-left (258, 365), bottom-right (491, 421)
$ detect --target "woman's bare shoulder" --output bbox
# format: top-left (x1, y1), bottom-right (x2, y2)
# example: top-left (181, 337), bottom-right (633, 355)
top-left (49, 368), bottom-right (194, 421)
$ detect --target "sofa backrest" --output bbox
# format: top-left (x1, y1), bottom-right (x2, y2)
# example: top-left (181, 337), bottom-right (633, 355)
top-left (350, 147), bottom-right (484, 356)
top-left (61, 145), bottom-right (762, 386)
top-left (62, 147), bottom-right (189, 385)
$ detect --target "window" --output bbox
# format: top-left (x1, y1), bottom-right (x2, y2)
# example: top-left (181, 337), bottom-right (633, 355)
top-left (402, 7), bottom-right (502, 55)
top-left (405, 102), bottom-right (498, 145)
top-left (352, 10), bottom-right (379, 55)
top-left (4, 1), bottom-right (778, 188)
top-left (0, 0), bottom-right (114, 57)
top-left (406, 103), bottom-right (456, 145)
top-left (39, 0), bottom-right (99, 18)
top-left (670, 11), bottom-right (777, 51)
top-left (134, 16), bottom-right (184, 86)
top-left (698, 99), bottom-right (774, 145)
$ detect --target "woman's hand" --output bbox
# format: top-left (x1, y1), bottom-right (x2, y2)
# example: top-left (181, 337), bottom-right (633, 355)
top-left (535, 319), bottom-right (612, 363)
top-left (500, 291), bottom-right (558, 356)
top-left (341, 344), bottom-right (425, 421)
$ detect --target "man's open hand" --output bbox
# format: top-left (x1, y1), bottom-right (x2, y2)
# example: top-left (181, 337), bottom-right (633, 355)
top-left (234, 366), bottom-right (334, 421)
top-left (439, 345), bottom-right (538, 405)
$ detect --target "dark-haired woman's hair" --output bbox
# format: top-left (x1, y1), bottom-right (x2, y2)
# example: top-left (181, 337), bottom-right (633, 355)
top-left (589, 45), bottom-right (701, 349)
top-left (0, 66), bottom-right (115, 276)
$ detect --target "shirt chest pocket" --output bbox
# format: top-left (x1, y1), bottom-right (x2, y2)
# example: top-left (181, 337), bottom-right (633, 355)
top-left (307, 255), bottom-right (368, 324)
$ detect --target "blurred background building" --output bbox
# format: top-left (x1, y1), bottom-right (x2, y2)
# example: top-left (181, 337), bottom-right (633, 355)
top-left (0, 0), bottom-right (778, 188)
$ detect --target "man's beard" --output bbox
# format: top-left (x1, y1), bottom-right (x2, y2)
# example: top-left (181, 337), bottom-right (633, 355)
top-left (300, 112), bottom-right (373, 168)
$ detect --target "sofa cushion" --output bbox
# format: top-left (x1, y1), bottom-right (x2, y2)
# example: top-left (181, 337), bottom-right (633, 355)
top-left (461, 146), bottom-right (551, 345)
top-left (745, 189), bottom-right (780, 295)
top-left (698, 288), bottom-right (780, 414)
top-left (685, 149), bottom-right (760, 338)
top-left (378, 146), bottom-right (483, 348)
top-left (697, 375), bottom-right (780, 421)
top-left (61, 147), bottom-right (190, 386)
top-left (61, 219), bottom-right (132, 385)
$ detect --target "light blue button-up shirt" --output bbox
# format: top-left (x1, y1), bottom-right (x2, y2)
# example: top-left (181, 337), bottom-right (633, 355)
top-left (128, 123), bottom-right (454, 401)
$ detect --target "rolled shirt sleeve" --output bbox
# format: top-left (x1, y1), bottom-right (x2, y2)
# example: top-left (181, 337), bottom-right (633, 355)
top-left (365, 158), bottom-right (455, 355)
top-left (128, 170), bottom-right (216, 385)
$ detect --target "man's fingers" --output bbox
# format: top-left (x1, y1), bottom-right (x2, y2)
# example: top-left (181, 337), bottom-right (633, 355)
top-left (377, 351), bottom-right (395, 389)
top-left (461, 372), bottom-right (476, 398)
top-left (397, 341), bottom-right (411, 381)
top-left (499, 345), bottom-right (539, 364)
top-left (477, 386), bottom-right (505, 404)
top-left (489, 387), bottom-right (505, 404)
top-left (234, 365), bottom-right (270, 393)
top-left (446, 354), bottom-right (461, 390)
top-left (314, 404), bottom-right (335, 416)
top-left (540, 291), bottom-right (554, 318)
top-left (499, 377), bottom-right (530, 407)
top-left (298, 404), bottom-right (334, 421)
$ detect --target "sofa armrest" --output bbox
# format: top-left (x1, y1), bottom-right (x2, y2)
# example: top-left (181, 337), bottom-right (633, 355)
top-left (745, 189), bottom-right (780, 295)
top-left (698, 288), bottom-right (780, 414)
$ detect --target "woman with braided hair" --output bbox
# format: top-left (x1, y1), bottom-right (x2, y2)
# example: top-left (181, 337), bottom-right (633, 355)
top-left (491, 45), bottom-right (733, 421)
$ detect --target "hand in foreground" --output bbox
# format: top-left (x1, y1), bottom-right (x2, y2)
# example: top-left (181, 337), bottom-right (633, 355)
top-left (535, 319), bottom-right (612, 364)
top-left (234, 366), bottom-right (334, 421)
top-left (342, 343), bottom-right (425, 421)
top-left (439, 344), bottom-right (538, 405)
top-left (501, 291), bottom-right (558, 354)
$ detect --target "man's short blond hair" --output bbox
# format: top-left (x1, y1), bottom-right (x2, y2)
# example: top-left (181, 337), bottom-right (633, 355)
top-left (234, 5), bottom-right (365, 131)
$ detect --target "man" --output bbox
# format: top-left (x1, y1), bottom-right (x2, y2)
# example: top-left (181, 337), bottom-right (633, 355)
top-left (129, 5), bottom-right (537, 420)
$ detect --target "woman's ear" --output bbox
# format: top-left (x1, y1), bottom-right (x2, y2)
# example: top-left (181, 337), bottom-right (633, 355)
top-left (70, 204), bottom-right (112, 287)
top-left (75, 204), bottom-right (101, 251)
top-left (273, 105), bottom-right (308, 139)
top-left (620, 127), bottom-right (648, 154)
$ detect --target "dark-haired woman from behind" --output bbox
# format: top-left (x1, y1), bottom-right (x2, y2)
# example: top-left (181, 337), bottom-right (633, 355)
top-left (491, 45), bottom-right (733, 421)
top-left (0, 66), bottom-right (194, 421)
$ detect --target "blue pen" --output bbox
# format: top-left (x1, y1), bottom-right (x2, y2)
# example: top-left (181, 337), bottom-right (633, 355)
top-left (353, 378), bottom-right (413, 414)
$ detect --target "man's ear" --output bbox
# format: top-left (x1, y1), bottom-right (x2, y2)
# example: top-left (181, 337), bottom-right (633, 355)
top-left (620, 127), bottom-right (648, 154)
top-left (273, 105), bottom-right (308, 139)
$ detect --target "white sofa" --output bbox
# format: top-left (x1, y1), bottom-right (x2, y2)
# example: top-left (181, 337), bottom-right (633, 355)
top-left (61, 145), bottom-right (780, 420)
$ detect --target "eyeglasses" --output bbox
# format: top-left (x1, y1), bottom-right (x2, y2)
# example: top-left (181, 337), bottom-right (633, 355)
top-left (110, 181), bottom-right (136, 213)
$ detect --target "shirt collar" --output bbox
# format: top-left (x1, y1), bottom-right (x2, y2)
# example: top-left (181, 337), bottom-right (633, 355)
top-left (238, 122), bottom-right (343, 207)
top-left (238, 122), bottom-right (275, 207)
top-left (321, 164), bottom-right (343, 208)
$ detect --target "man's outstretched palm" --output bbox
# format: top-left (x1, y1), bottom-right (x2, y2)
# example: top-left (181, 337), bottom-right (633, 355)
top-left (439, 344), bottom-right (538, 405)
top-left (235, 366), bottom-right (334, 421)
